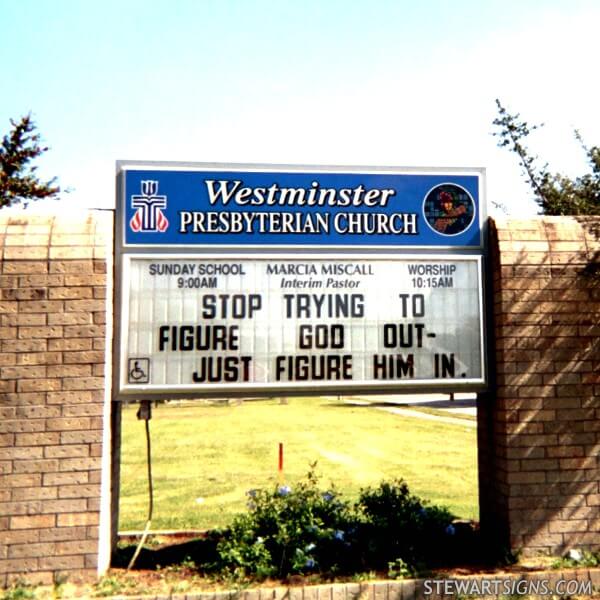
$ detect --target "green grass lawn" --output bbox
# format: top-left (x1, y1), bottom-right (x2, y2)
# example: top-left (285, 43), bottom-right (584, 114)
top-left (118, 398), bottom-right (478, 532)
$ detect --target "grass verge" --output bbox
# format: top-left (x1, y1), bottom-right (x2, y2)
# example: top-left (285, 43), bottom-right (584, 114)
top-left (119, 397), bottom-right (478, 531)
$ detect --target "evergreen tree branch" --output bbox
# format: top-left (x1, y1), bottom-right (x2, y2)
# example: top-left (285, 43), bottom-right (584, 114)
top-left (0, 113), bottom-right (60, 207)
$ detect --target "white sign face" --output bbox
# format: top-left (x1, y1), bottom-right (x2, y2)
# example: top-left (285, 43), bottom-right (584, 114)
top-left (119, 255), bottom-right (485, 396)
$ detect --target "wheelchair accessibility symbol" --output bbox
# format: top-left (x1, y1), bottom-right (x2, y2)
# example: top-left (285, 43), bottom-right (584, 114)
top-left (128, 358), bottom-right (150, 384)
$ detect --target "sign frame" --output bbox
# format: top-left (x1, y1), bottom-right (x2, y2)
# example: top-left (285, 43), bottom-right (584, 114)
top-left (114, 161), bottom-right (488, 401)
top-left (115, 252), bottom-right (487, 400)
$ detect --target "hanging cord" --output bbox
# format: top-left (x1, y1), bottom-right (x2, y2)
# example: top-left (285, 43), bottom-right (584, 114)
top-left (127, 401), bottom-right (153, 570)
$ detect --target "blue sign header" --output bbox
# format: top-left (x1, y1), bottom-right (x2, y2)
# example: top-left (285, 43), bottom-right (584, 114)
top-left (118, 164), bottom-right (484, 248)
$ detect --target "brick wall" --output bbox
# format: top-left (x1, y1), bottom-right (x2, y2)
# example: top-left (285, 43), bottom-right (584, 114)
top-left (1, 211), bottom-right (599, 583)
top-left (0, 212), bottom-right (113, 585)
top-left (480, 216), bottom-right (600, 556)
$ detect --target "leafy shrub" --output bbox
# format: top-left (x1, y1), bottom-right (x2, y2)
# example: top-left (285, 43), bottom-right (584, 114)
top-left (387, 557), bottom-right (418, 580)
top-left (551, 549), bottom-right (600, 569)
top-left (1, 579), bottom-right (36, 600)
top-left (209, 469), bottom-right (458, 581)
top-left (215, 467), bottom-right (357, 580)
top-left (355, 479), bottom-right (455, 568)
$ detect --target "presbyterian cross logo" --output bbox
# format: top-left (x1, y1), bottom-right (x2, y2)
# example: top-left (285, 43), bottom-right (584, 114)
top-left (129, 180), bottom-right (169, 233)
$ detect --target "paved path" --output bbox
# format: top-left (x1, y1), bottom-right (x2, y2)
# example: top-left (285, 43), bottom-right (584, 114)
top-left (343, 394), bottom-right (477, 428)
top-left (375, 405), bottom-right (477, 428)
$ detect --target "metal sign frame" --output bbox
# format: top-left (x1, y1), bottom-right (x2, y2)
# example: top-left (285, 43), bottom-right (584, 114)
top-left (114, 161), bottom-right (488, 401)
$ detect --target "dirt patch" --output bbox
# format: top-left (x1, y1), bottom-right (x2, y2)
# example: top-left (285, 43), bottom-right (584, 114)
top-left (101, 534), bottom-right (554, 595)
top-left (5, 534), bottom-right (589, 599)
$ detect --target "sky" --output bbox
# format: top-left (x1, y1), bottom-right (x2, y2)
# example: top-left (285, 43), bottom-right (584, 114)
top-left (2, 0), bottom-right (599, 216)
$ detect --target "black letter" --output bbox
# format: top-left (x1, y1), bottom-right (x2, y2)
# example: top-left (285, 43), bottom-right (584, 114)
top-left (158, 326), bottom-right (170, 351)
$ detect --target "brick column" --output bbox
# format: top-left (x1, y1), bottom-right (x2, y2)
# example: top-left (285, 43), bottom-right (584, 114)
top-left (481, 216), bottom-right (600, 556)
top-left (0, 212), bottom-right (113, 585)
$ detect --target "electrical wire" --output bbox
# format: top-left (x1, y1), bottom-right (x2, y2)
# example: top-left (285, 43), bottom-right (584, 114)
top-left (127, 406), bottom-right (153, 570)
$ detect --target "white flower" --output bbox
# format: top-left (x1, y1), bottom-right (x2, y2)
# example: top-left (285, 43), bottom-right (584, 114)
top-left (565, 549), bottom-right (583, 562)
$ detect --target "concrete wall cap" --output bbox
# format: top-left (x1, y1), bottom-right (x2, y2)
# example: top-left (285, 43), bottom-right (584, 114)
top-left (0, 210), bottom-right (113, 253)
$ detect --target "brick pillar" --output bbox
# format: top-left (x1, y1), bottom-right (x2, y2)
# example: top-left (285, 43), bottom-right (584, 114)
top-left (0, 212), bottom-right (113, 585)
top-left (482, 216), bottom-right (600, 556)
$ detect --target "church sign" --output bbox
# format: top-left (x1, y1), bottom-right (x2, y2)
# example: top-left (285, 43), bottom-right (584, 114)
top-left (115, 163), bottom-right (486, 399)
